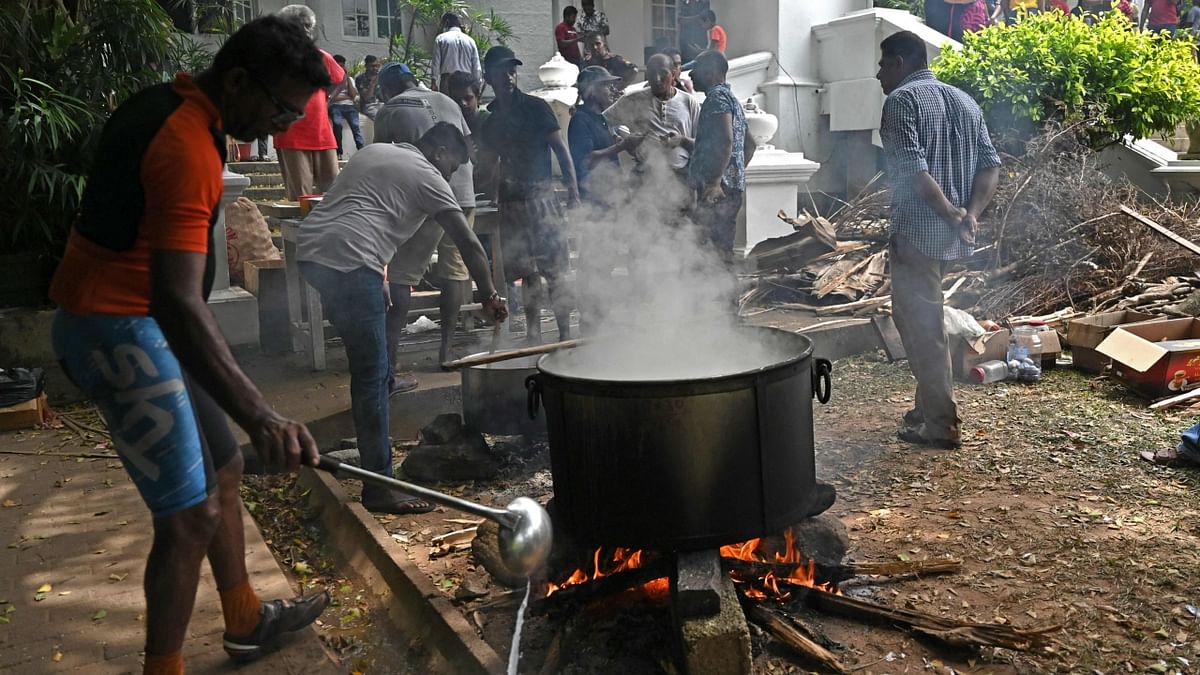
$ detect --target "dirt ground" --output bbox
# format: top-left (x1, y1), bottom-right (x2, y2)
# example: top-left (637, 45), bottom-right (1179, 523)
top-left (256, 351), bottom-right (1200, 674)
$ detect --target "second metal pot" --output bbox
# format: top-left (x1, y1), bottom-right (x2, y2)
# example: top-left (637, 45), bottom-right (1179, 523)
top-left (462, 354), bottom-right (547, 436)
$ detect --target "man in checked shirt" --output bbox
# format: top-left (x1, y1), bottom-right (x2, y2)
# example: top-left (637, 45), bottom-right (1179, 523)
top-left (877, 31), bottom-right (1001, 449)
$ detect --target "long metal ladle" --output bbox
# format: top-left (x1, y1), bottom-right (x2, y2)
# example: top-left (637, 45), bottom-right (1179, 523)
top-left (315, 455), bottom-right (553, 577)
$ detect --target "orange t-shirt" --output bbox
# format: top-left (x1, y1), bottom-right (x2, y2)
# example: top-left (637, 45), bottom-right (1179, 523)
top-left (50, 73), bottom-right (224, 316)
top-left (709, 25), bottom-right (727, 53)
top-left (272, 50), bottom-right (344, 150)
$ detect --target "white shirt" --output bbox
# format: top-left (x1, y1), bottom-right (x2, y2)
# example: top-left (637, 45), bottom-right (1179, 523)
top-left (297, 143), bottom-right (462, 274)
top-left (431, 27), bottom-right (481, 84)
top-left (604, 87), bottom-right (702, 170)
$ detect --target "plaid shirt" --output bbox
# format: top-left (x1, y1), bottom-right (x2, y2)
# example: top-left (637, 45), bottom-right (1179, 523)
top-left (880, 69), bottom-right (1001, 261)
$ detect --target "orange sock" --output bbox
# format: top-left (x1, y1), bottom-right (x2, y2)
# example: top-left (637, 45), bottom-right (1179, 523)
top-left (143, 651), bottom-right (183, 675)
top-left (218, 579), bottom-right (262, 636)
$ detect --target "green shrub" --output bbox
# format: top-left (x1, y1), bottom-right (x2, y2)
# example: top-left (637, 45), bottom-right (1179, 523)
top-left (933, 11), bottom-right (1200, 148)
top-left (0, 0), bottom-right (176, 257)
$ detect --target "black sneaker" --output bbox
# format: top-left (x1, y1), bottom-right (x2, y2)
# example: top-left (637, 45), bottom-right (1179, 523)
top-left (223, 591), bottom-right (331, 663)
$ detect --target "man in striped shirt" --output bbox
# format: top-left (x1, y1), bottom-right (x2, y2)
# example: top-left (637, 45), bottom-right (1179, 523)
top-left (877, 31), bottom-right (1001, 449)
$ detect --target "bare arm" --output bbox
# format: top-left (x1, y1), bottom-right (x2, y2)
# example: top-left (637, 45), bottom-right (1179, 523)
top-left (548, 129), bottom-right (581, 204)
top-left (965, 166), bottom-right (1000, 218)
top-left (914, 171), bottom-right (964, 223)
top-left (699, 112), bottom-right (734, 198)
top-left (432, 209), bottom-right (507, 320)
top-left (149, 250), bottom-right (317, 471)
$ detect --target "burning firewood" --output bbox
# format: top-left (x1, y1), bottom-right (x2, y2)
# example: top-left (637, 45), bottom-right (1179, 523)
top-left (721, 557), bottom-right (962, 585)
top-left (745, 604), bottom-right (849, 674)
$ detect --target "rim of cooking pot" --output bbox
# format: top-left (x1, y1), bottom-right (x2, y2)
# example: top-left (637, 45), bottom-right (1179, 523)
top-left (533, 327), bottom-right (815, 395)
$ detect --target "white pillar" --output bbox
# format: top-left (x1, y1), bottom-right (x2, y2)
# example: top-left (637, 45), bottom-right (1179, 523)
top-left (208, 167), bottom-right (260, 346)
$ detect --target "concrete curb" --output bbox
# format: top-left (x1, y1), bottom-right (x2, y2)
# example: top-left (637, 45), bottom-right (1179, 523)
top-left (297, 466), bottom-right (504, 675)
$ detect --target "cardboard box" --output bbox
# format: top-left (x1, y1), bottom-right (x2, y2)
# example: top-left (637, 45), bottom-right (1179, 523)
top-left (243, 258), bottom-right (284, 297)
top-left (1066, 310), bottom-right (1157, 373)
top-left (953, 329), bottom-right (1010, 380)
top-left (0, 393), bottom-right (48, 431)
top-left (1096, 318), bottom-right (1200, 398)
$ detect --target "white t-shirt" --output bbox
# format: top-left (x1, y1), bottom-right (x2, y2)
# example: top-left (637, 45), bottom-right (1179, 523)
top-left (373, 87), bottom-right (475, 207)
top-left (604, 87), bottom-right (701, 170)
top-left (297, 143), bottom-right (462, 275)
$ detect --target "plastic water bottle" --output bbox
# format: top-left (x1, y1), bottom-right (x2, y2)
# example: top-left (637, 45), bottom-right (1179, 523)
top-left (1008, 326), bottom-right (1043, 382)
top-left (969, 360), bottom-right (1010, 384)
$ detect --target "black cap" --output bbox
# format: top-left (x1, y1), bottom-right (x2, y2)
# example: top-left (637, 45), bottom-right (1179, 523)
top-left (576, 65), bottom-right (621, 90)
top-left (483, 46), bottom-right (523, 73)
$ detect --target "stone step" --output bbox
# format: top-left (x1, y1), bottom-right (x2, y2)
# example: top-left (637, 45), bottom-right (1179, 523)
top-left (244, 186), bottom-right (288, 201)
top-left (249, 172), bottom-right (284, 186)
top-left (228, 160), bottom-right (281, 174)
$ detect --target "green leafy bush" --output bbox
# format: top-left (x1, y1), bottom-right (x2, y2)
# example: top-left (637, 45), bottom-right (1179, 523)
top-left (0, 0), bottom-right (176, 257)
top-left (933, 11), bottom-right (1200, 148)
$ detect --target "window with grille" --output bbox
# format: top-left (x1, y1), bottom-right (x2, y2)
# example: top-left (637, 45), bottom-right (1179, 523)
top-left (343, 0), bottom-right (370, 37)
top-left (651, 0), bottom-right (678, 48)
top-left (377, 0), bottom-right (402, 38)
top-left (229, 0), bottom-right (254, 28)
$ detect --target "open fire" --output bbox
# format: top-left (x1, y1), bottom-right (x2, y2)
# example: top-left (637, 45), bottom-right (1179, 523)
top-left (545, 529), bottom-right (837, 601)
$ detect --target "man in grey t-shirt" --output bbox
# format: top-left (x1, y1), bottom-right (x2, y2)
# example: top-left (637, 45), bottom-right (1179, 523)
top-left (374, 63), bottom-right (480, 367)
top-left (298, 125), bottom-right (507, 514)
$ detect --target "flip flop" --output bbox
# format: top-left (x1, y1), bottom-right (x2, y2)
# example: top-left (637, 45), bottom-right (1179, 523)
top-left (1139, 448), bottom-right (1200, 468)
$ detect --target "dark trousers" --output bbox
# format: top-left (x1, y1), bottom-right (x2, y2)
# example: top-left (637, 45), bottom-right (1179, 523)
top-left (692, 188), bottom-right (744, 267)
top-left (329, 103), bottom-right (365, 156)
top-left (298, 262), bottom-right (392, 479)
top-left (889, 234), bottom-right (960, 439)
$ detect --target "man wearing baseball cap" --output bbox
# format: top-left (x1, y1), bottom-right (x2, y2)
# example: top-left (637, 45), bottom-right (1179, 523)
top-left (480, 46), bottom-right (580, 344)
top-left (568, 65), bottom-right (641, 334)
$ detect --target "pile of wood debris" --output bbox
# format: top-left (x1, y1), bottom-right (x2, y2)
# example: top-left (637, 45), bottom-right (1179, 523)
top-left (740, 132), bottom-right (1200, 324)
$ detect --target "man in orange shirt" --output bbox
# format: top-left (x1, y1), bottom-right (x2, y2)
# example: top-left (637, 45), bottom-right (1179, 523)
top-left (272, 4), bottom-right (344, 199)
top-left (701, 10), bottom-right (727, 54)
top-left (50, 16), bottom-right (331, 675)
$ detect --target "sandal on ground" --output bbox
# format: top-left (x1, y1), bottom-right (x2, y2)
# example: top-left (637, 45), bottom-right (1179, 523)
top-left (390, 373), bottom-right (419, 397)
top-left (898, 425), bottom-right (961, 450)
top-left (1139, 448), bottom-right (1200, 468)
top-left (362, 492), bottom-right (435, 515)
top-left (224, 591), bottom-right (331, 663)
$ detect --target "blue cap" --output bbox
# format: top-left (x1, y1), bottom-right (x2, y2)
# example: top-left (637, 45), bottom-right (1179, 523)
top-left (378, 62), bottom-right (414, 89)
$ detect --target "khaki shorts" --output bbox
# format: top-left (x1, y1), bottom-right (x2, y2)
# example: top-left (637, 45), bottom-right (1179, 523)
top-left (388, 208), bottom-right (476, 286)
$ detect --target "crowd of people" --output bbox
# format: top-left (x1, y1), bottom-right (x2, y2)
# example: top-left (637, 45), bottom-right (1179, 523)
top-left (922, 0), bottom-right (1199, 42)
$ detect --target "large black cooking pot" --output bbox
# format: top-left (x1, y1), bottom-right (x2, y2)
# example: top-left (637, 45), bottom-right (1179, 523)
top-left (525, 326), bottom-right (832, 551)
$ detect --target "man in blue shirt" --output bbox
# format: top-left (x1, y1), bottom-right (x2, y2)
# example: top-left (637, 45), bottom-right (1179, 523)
top-left (877, 31), bottom-right (1001, 449)
top-left (689, 50), bottom-right (755, 269)
top-left (568, 65), bottom-right (640, 333)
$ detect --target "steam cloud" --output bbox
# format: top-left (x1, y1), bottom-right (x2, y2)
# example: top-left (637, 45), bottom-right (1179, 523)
top-left (537, 136), bottom-right (789, 381)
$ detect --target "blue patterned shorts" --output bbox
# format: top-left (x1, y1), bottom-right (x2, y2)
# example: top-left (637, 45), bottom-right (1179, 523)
top-left (52, 310), bottom-right (221, 518)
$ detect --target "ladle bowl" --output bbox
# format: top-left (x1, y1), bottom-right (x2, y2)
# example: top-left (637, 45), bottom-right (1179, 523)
top-left (315, 455), bottom-right (553, 577)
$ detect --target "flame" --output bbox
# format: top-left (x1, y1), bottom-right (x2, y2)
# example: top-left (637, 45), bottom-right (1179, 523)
top-left (719, 530), bottom-right (837, 601)
top-left (546, 547), bottom-right (649, 596)
top-left (545, 530), bottom-right (837, 601)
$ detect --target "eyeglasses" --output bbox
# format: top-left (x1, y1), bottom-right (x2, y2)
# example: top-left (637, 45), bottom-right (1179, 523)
top-left (252, 75), bottom-right (305, 126)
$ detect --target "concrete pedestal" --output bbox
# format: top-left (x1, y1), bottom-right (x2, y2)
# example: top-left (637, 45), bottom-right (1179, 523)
top-left (736, 148), bottom-right (821, 257)
top-left (210, 167), bottom-right (259, 346)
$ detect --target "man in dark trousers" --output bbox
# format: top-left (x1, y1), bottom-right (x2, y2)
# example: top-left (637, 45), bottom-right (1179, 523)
top-left (689, 50), bottom-right (755, 269)
top-left (876, 30), bottom-right (1001, 449)
top-left (481, 46), bottom-right (580, 344)
top-left (49, 16), bottom-right (331, 674)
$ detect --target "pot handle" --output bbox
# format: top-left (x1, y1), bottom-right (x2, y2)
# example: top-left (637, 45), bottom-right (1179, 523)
top-left (525, 374), bottom-right (543, 420)
top-left (812, 358), bottom-right (833, 404)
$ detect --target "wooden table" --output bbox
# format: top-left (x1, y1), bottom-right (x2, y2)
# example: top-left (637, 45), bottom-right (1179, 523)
top-left (280, 218), bottom-right (326, 370)
top-left (279, 207), bottom-right (507, 371)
